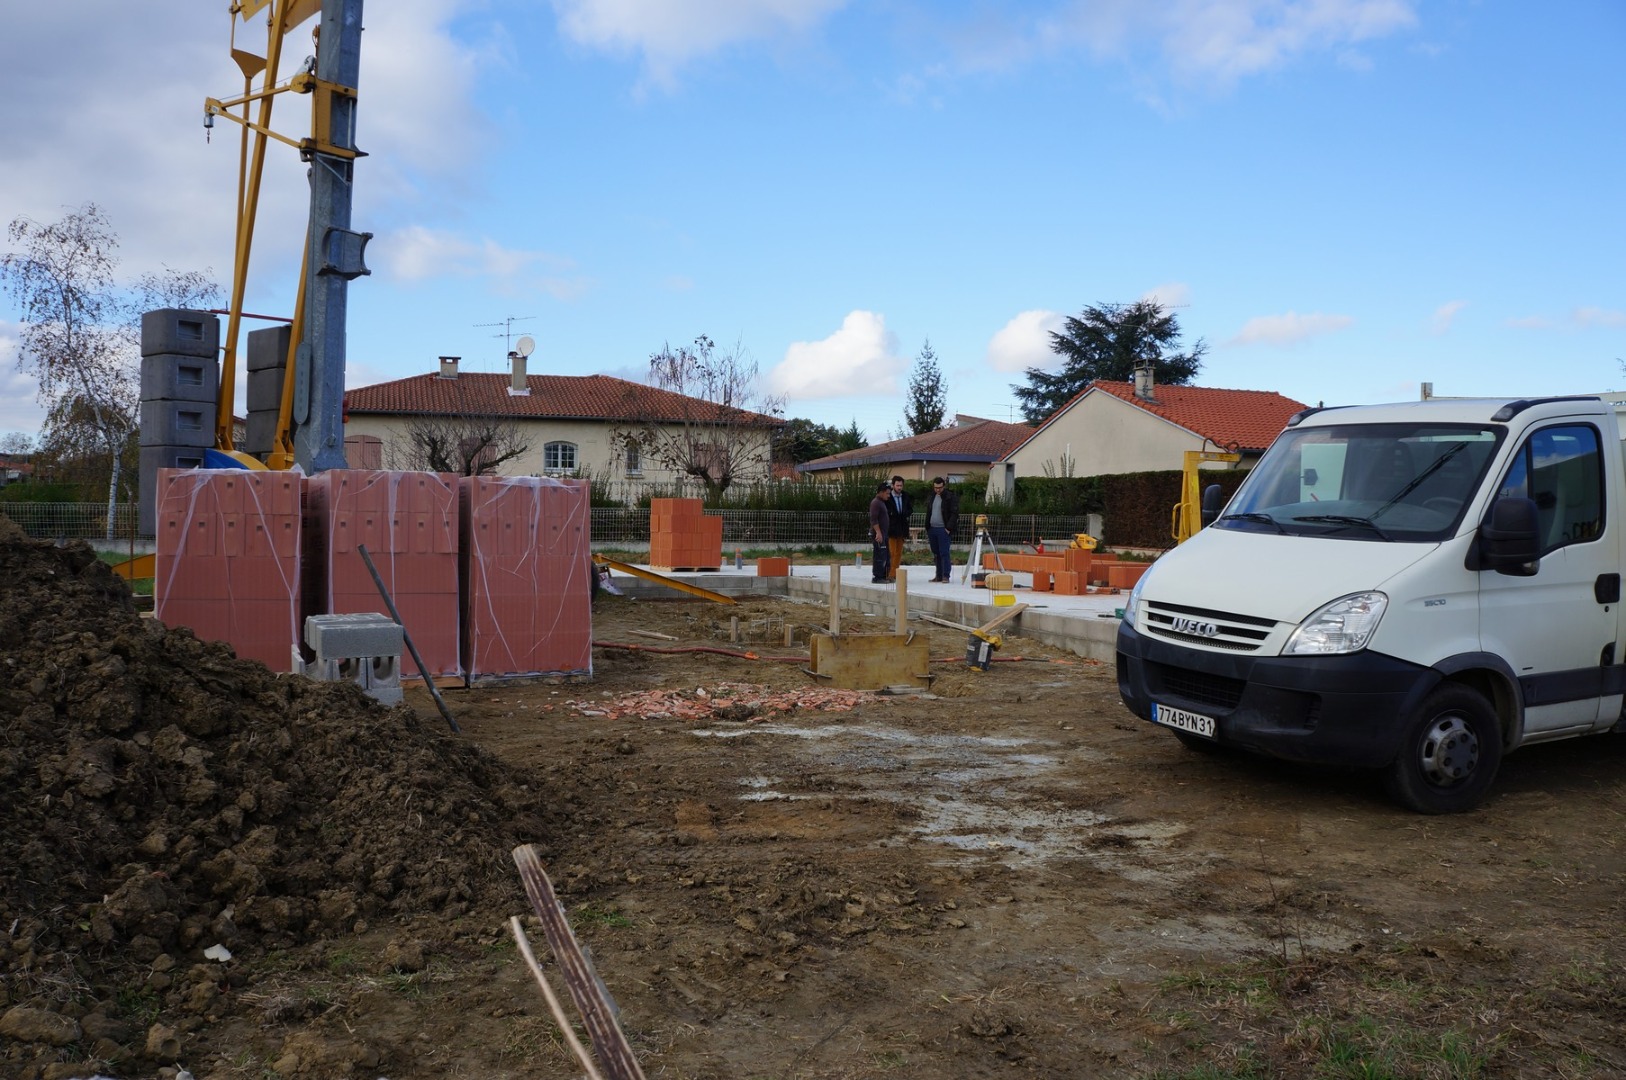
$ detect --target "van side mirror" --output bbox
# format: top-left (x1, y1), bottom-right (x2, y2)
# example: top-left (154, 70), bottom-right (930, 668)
top-left (1199, 484), bottom-right (1225, 528)
top-left (1474, 496), bottom-right (1541, 576)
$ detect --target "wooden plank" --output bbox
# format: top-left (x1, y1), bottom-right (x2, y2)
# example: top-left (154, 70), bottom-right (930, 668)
top-left (974, 602), bottom-right (1029, 636)
top-left (592, 555), bottom-right (737, 605)
top-left (512, 845), bottom-right (647, 1080)
top-left (808, 632), bottom-right (929, 689)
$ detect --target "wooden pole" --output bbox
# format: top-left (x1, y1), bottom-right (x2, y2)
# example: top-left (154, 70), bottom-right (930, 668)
top-left (828, 563), bottom-right (841, 636)
top-left (895, 572), bottom-right (908, 635)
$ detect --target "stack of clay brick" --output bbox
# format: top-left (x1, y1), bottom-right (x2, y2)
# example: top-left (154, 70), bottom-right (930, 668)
top-left (983, 550), bottom-right (1149, 595)
top-left (154, 470), bottom-right (305, 671)
top-left (154, 469), bottom-right (592, 683)
top-left (648, 497), bottom-right (724, 571)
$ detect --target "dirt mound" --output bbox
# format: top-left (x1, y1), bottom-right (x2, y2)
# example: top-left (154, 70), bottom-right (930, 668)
top-left (0, 518), bottom-right (553, 1077)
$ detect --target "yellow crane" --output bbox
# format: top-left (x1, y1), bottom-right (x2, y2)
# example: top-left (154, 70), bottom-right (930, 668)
top-left (204, 0), bottom-right (367, 472)
top-left (1171, 445), bottom-right (1241, 544)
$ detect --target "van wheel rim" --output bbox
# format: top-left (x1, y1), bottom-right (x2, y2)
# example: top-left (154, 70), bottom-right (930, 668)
top-left (1420, 715), bottom-right (1478, 786)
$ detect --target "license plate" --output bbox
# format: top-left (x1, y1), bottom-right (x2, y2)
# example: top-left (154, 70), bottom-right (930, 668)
top-left (1153, 703), bottom-right (1215, 739)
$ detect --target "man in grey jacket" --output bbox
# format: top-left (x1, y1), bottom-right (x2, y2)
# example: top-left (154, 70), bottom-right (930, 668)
top-left (867, 482), bottom-right (892, 583)
top-left (923, 477), bottom-right (960, 582)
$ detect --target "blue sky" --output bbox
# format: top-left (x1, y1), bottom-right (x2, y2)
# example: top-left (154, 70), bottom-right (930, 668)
top-left (2, 1), bottom-right (1622, 447)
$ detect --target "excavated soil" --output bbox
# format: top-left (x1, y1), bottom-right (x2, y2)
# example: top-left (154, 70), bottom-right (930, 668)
top-left (3, 518), bottom-right (1626, 1079)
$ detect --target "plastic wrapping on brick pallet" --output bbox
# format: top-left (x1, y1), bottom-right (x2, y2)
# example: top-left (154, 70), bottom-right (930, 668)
top-left (306, 469), bottom-right (463, 682)
top-left (460, 475), bottom-right (594, 682)
top-left (153, 468), bottom-right (305, 672)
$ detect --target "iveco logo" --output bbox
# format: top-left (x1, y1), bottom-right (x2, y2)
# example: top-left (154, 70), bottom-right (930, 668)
top-left (1171, 617), bottom-right (1220, 637)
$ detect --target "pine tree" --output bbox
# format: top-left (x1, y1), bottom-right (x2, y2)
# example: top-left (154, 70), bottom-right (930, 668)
top-left (902, 340), bottom-right (948, 435)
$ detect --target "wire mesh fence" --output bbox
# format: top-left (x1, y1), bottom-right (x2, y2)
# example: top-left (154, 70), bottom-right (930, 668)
top-left (2, 502), bottom-right (1106, 552)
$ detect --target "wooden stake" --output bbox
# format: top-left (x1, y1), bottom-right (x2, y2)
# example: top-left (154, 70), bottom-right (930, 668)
top-left (828, 563), bottom-right (842, 636)
top-left (729, 615), bottom-right (739, 643)
top-left (895, 572), bottom-right (908, 635)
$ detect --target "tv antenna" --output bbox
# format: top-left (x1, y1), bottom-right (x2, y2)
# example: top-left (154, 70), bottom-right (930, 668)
top-left (475, 315), bottom-right (535, 359)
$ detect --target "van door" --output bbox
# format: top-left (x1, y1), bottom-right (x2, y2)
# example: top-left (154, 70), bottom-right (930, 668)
top-left (1479, 422), bottom-right (1622, 737)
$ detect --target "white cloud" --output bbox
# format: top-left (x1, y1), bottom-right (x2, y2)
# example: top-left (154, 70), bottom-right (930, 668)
top-left (1430, 300), bottom-right (1468, 335)
top-left (1227, 311), bottom-right (1354, 346)
top-left (1143, 282), bottom-right (1192, 310)
top-left (986, 310), bottom-right (1064, 373)
top-left (379, 226), bottom-right (588, 300)
top-left (1506, 315), bottom-right (1553, 330)
top-left (1574, 306), bottom-right (1626, 329)
top-left (766, 311), bottom-right (902, 399)
top-left (552, 0), bottom-right (850, 85)
top-left (1038, 0), bottom-right (1418, 85)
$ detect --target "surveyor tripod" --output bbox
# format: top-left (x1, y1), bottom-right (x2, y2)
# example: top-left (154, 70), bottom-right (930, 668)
top-left (960, 515), bottom-right (1006, 584)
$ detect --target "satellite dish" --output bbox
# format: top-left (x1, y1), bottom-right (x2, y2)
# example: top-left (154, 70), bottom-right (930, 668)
top-left (514, 335), bottom-right (536, 358)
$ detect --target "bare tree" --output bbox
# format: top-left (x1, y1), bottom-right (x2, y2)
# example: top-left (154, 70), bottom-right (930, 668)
top-left (1, 205), bottom-right (221, 536)
top-left (2, 205), bottom-right (136, 536)
top-left (612, 335), bottom-right (785, 502)
top-left (0, 432), bottom-right (34, 455)
top-left (385, 384), bottom-right (532, 476)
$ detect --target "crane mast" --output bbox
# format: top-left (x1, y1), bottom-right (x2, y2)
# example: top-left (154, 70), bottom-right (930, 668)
top-left (205, 0), bottom-right (368, 474)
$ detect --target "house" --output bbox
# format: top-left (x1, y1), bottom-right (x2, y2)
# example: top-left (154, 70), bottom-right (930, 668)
top-left (797, 415), bottom-right (1032, 484)
top-left (0, 454), bottom-right (34, 487)
top-left (986, 371), bottom-right (1308, 499)
top-left (342, 355), bottom-right (783, 501)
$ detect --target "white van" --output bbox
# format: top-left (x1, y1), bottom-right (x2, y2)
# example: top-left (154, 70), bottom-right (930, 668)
top-left (1116, 396), bottom-right (1623, 813)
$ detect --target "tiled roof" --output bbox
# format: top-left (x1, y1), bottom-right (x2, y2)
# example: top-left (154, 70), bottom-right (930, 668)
top-left (1005, 380), bottom-right (1308, 458)
top-left (344, 371), bottom-right (783, 427)
top-left (799, 418), bottom-right (1033, 472)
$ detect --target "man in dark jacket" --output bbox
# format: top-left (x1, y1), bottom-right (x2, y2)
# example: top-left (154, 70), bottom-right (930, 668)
top-left (884, 475), bottom-right (912, 583)
top-left (923, 477), bottom-right (960, 582)
top-left (867, 481), bottom-right (892, 583)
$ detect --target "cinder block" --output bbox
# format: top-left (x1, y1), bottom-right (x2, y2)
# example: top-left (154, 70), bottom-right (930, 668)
top-left (303, 612), bottom-right (404, 661)
top-left (244, 411), bottom-right (278, 456)
top-left (247, 367), bottom-right (285, 413)
top-left (245, 324), bottom-right (293, 373)
top-left (140, 400), bottom-right (214, 447)
top-left (141, 353), bottom-right (218, 403)
top-left (141, 308), bottom-right (219, 359)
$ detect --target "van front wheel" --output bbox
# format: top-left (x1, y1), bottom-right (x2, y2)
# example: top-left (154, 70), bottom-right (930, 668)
top-left (1386, 685), bottom-right (1502, 814)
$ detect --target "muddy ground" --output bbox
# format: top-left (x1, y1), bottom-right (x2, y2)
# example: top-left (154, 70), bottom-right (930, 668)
top-left (4, 524), bottom-right (1626, 1079)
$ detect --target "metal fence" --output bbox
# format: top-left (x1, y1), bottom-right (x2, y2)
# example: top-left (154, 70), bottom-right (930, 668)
top-left (2, 502), bottom-right (1103, 552)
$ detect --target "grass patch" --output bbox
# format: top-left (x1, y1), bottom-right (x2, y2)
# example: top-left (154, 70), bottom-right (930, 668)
top-left (572, 902), bottom-right (635, 930)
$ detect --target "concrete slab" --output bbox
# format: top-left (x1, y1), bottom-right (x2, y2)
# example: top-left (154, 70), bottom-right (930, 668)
top-left (599, 561), bottom-right (1127, 662)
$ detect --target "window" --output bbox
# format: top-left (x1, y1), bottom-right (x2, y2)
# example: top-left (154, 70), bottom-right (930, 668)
top-left (1496, 424), bottom-right (1603, 552)
top-left (624, 440), bottom-right (642, 475)
top-left (543, 441), bottom-right (577, 472)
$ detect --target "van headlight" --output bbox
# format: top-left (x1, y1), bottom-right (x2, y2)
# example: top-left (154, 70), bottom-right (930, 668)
top-left (1284, 592), bottom-right (1387, 655)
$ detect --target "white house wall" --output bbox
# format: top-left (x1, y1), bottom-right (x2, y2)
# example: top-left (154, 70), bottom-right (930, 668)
top-left (341, 414), bottom-right (774, 499)
top-left (989, 393), bottom-right (1216, 498)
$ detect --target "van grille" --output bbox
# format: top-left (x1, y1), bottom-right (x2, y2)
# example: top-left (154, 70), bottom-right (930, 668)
top-left (1141, 600), bottom-right (1276, 653)
top-left (1146, 662), bottom-right (1246, 710)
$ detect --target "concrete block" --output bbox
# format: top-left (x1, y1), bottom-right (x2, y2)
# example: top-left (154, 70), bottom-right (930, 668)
top-left (141, 353), bottom-right (218, 403)
top-left (141, 309), bottom-right (219, 359)
top-left (244, 411), bottom-right (278, 456)
top-left (303, 612), bottom-right (404, 661)
top-left (245, 324), bottom-right (293, 373)
top-left (247, 366), bottom-right (285, 413)
top-left (140, 400), bottom-right (214, 448)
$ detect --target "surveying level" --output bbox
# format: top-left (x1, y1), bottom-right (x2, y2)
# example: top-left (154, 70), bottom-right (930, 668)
top-left (960, 513), bottom-right (1006, 584)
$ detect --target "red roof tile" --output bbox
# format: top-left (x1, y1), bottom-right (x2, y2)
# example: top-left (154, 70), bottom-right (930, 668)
top-left (1004, 380), bottom-right (1308, 458)
top-left (1089, 380), bottom-right (1307, 450)
top-left (344, 371), bottom-right (782, 427)
top-left (800, 418), bottom-right (1032, 472)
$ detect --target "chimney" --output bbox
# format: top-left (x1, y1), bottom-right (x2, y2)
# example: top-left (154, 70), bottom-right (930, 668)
top-left (508, 351), bottom-right (530, 396)
top-left (1133, 360), bottom-right (1155, 401)
top-left (437, 355), bottom-right (460, 379)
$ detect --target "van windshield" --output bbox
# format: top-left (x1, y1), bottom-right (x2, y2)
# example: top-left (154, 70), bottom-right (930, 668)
top-left (1216, 422), bottom-right (1504, 542)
